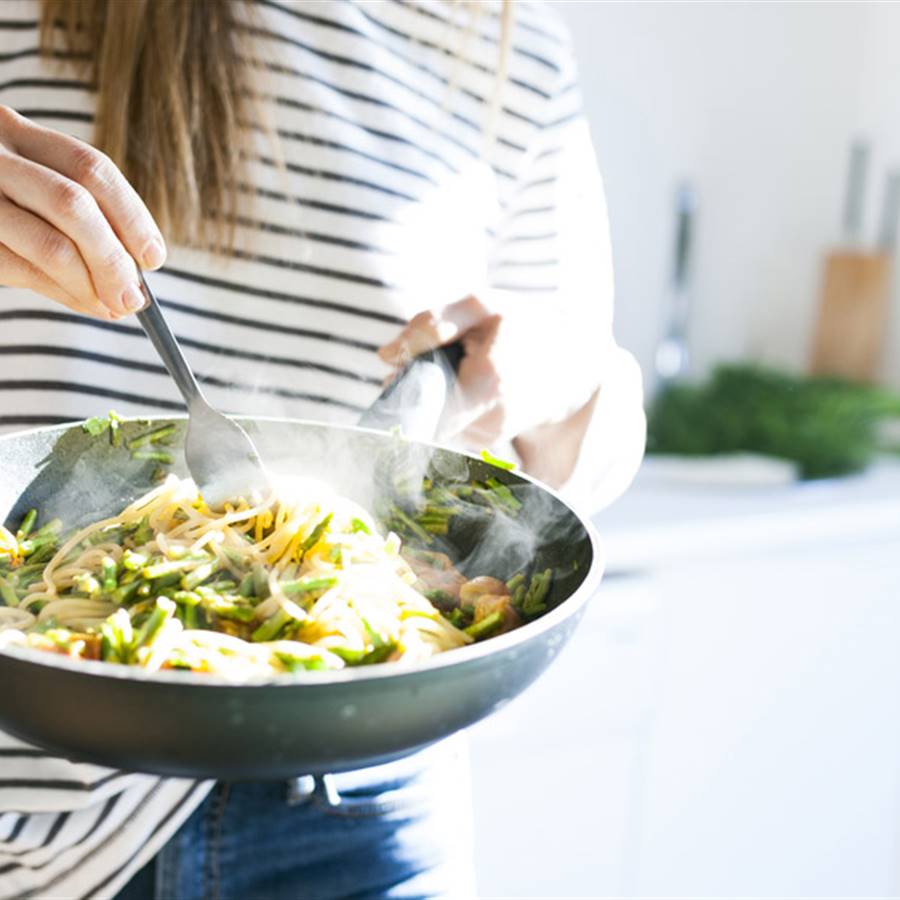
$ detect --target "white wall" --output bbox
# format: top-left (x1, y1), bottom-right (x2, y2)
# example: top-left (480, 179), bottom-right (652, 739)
top-left (556, 1), bottom-right (899, 395)
top-left (854, 2), bottom-right (900, 387)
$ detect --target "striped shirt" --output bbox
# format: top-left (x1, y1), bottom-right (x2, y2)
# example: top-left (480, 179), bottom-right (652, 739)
top-left (0, 1), bottom-right (644, 897)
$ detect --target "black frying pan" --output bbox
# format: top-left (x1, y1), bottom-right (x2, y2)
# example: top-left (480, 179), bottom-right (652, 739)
top-left (0, 355), bottom-right (602, 779)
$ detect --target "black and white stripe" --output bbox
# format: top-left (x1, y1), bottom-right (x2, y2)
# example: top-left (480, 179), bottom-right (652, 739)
top-left (0, 1), bottom-right (601, 896)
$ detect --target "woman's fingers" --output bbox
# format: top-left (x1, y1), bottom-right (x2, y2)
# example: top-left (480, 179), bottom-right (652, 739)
top-left (379, 295), bottom-right (490, 364)
top-left (1, 107), bottom-right (166, 271)
top-left (0, 151), bottom-right (145, 315)
top-left (438, 314), bottom-right (504, 440)
top-left (0, 197), bottom-right (99, 311)
top-left (0, 241), bottom-right (112, 318)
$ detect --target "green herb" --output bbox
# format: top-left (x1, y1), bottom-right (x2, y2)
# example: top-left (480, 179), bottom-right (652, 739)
top-left (647, 364), bottom-right (900, 479)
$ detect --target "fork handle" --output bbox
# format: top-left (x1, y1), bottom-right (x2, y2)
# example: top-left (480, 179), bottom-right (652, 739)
top-left (136, 271), bottom-right (205, 410)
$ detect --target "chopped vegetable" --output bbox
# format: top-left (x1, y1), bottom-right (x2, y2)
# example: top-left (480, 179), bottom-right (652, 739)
top-left (480, 449), bottom-right (516, 470)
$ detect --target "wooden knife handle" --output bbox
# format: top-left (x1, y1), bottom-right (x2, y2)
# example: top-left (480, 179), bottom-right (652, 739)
top-left (810, 250), bottom-right (891, 382)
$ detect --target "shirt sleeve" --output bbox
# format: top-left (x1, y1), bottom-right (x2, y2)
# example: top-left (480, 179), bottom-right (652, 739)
top-left (483, 45), bottom-right (646, 512)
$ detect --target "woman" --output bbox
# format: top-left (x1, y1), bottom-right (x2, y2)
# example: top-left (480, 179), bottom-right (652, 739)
top-left (0, 1), bottom-right (644, 897)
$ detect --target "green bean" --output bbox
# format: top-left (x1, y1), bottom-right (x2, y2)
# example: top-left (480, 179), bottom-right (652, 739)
top-left (274, 651), bottom-right (328, 672)
top-left (131, 449), bottom-right (174, 464)
top-left (480, 449), bottom-right (516, 470)
top-left (74, 572), bottom-right (100, 599)
top-left (0, 576), bottom-right (19, 607)
top-left (301, 514), bottom-right (333, 553)
top-left (390, 506), bottom-right (432, 544)
top-left (180, 560), bottom-right (218, 590)
top-left (486, 478), bottom-right (522, 511)
top-left (142, 557), bottom-right (207, 579)
top-left (112, 579), bottom-right (142, 606)
top-left (251, 608), bottom-right (293, 642)
top-left (281, 575), bottom-right (338, 596)
top-left (101, 557), bottom-right (118, 593)
top-left (127, 424), bottom-right (176, 450)
top-left (122, 550), bottom-right (148, 572)
top-left (252, 564), bottom-right (270, 599)
top-left (465, 611), bottom-right (503, 640)
top-left (133, 597), bottom-right (175, 651)
top-left (15, 509), bottom-right (37, 541)
top-left (131, 518), bottom-right (153, 546)
top-left (506, 573), bottom-right (525, 593)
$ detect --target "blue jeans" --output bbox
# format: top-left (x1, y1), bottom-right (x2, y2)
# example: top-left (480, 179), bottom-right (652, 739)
top-left (114, 740), bottom-right (476, 900)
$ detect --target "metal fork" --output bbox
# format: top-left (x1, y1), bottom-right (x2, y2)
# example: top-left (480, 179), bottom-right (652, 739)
top-left (135, 271), bottom-right (271, 509)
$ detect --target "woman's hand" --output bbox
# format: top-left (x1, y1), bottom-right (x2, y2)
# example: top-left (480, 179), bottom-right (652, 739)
top-left (379, 295), bottom-right (517, 447)
top-left (0, 106), bottom-right (166, 319)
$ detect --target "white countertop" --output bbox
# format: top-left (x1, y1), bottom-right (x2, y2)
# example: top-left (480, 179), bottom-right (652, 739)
top-left (592, 456), bottom-right (900, 573)
top-left (472, 457), bottom-right (900, 898)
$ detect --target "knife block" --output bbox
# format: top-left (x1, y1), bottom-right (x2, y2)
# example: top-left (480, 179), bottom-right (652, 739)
top-left (810, 250), bottom-right (891, 382)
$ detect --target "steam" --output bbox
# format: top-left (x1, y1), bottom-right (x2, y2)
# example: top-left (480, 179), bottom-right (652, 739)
top-left (6, 354), bottom-right (589, 609)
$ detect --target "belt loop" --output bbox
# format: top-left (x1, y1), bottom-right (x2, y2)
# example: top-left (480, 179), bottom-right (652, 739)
top-left (285, 774), bottom-right (316, 806)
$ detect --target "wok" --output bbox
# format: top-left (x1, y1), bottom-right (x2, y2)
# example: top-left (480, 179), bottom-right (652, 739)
top-left (0, 415), bottom-right (602, 779)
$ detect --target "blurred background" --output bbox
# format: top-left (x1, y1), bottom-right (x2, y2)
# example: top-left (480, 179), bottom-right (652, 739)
top-left (468, 3), bottom-right (900, 898)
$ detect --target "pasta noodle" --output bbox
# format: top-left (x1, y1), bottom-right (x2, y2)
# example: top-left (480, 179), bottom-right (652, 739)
top-left (0, 474), bottom-right (533, 679)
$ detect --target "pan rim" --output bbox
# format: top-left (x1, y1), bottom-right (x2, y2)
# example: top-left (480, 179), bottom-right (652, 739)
top-left (0, 416), bottom-right (605, 688)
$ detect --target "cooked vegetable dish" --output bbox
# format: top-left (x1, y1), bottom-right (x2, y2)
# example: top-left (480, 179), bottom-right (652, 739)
top-left (0, 468), bottom-right (551, 678)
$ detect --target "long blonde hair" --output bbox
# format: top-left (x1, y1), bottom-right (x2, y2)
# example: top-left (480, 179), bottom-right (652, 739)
top-left (39, 0), bottom-right (513, 250)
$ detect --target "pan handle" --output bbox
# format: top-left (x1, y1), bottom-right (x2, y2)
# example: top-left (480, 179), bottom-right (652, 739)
top-left (358, 340), bottom-right (464, 441)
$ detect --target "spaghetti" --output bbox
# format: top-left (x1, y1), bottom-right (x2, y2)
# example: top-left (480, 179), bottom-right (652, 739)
top-left (0, 475), bottom-right (530, 679)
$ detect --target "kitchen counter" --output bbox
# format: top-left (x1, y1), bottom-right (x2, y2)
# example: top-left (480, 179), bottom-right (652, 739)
top-left (593, 456), bottom-right (900, 572)
top-left (470, 456), bottom-right (900, 898)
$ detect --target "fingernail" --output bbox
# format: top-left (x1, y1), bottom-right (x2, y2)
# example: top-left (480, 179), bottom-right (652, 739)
top-left (121, 282), bottom-right (147, 313)
top-left (141, 236), bottom-right (166, 270)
